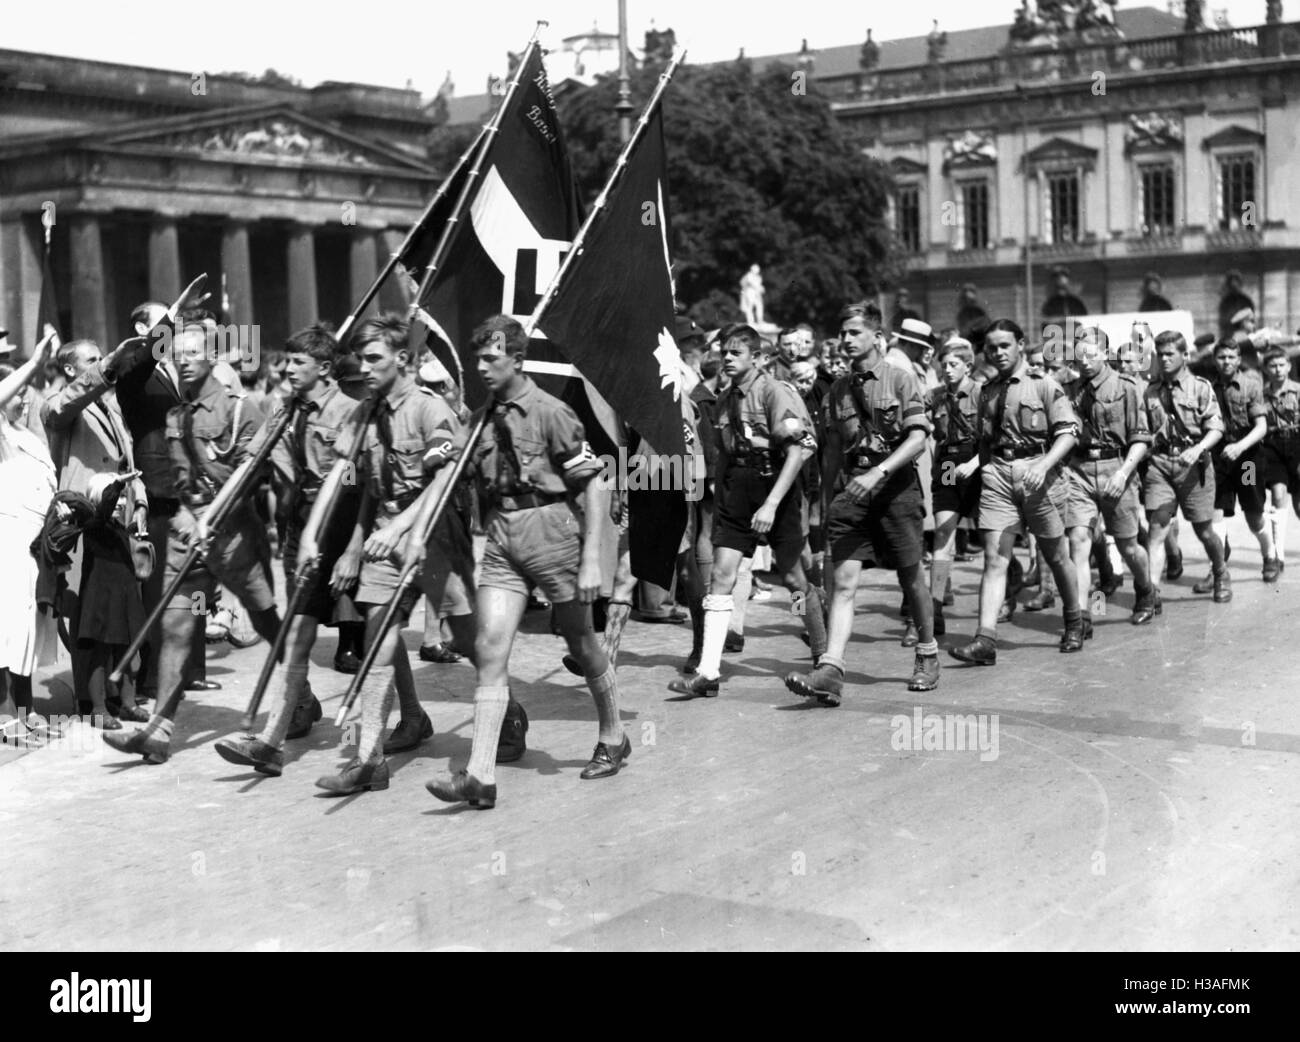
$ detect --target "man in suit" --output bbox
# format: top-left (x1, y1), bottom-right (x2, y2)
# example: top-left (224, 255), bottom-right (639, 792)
top-left (41, 338), bottom-right (150, 722)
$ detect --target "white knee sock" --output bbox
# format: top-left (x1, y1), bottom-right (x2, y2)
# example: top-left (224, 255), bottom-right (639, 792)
top-left (1274, 500), bottom-right (1290, 559)
top-left (696, 594), bottom-right (734, 680)
top-left (467, 685), bottom-right (510, 784)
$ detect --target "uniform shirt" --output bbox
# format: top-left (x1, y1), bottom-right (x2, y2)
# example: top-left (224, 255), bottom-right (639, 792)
top-left (689, 381), bottom-right (719, 481)
top-left (715, 368), bottom-right (816, 459)
top-left (166, 374), bottom-right (265, 502)
top-left (823, 360), bottom-right (930, 462)
top-left (1264, 378), bottom-right (1300, 437)
top-left (1210, 368), bottom-right (1267, 441)
top-left (334, 378), bottom-right (463, 518)
top-left (1143, 368), bottom-right (1224, 454)
top-left (1068, 367), bottom-right (1151, 454)
top-left (251, 382), bottom-right (361, 490)
top-left (473, 376), bottom-right (601, 498)
top-left (978, 360), bottom-right (1077, 456)
top-left (928, 377), bottom-right (981, 451)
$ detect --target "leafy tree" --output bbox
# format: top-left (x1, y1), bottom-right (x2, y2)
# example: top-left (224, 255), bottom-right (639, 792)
top-left (556, 59), bottom-right (902, 327)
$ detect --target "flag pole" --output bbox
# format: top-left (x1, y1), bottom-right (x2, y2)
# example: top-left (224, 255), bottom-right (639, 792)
top-left (521, 50), bottom-right (685, 340)
top-left (408, 21), bottom-right (550, 319)
top-left (336, 121), bottom-right (492, 342)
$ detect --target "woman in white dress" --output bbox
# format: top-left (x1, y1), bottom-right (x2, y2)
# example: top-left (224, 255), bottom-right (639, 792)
top-left (0, 338), bottom-right (60, 723)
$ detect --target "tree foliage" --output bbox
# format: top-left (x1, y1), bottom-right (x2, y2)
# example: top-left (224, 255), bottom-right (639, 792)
top-left (556, 59), bottom-right (902, 327)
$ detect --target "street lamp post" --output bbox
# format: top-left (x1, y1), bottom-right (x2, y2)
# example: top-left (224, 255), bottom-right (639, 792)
top-left (616, 0), bottom-right (633, 143)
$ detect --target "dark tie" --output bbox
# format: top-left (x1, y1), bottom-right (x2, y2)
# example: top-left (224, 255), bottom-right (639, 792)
top-left (491, 404), bottom-right (522, 495)
top-left (292, 399), bottom-right (313, 473)
top-left (375, 400), bottom-right (395, 500)
top-left (726, 386), bottom-right (745, 452)
top-left (990, 377), bottom-right (1011, 442)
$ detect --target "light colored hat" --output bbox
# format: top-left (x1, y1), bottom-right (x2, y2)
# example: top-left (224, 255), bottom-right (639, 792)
top-left (419, 355), bottom-right (453, 386)
top-left (895, 317), bottom-right (936, 350)
top-left (1229, 306), bottom-right (1255, 327)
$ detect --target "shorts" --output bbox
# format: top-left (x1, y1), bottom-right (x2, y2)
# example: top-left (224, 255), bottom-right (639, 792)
top-left (1260, 437), bottom-right (1300, 495)
top-left (1064, 458), bottom-right (1143, 539)
top-left (165, 507), bottom-right (275, 613)
top-left (282, 492), bottom-right (362, 623)
top-left (1143, 453), bottom-right (1216, 524)
top-left (825, 468), bottom-right (925, 568)
top-left (931, 446), bottom-right (981, 519)
top-left (1212, 448), bottom-right (1267, 516)
top-left (355, 510), bottom-right (474, 618)
top-left (479, 500), bottom-right (583, 604)
top-left (712, 464), bottom-right (804, 557)
top-left (977, 457), bottom-right (1069, 539)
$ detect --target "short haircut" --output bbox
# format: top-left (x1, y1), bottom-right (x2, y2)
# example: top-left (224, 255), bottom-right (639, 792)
top-left (778, 326), bottom-right (801, 341)
top-left (1154, 330), bottom-right (1187, 354)
top-left (938, 341), bottom-right (974, 367)
top-left (717, 322), bottom-right (761, 354)
top-left (471, 314), bottom-right (529, 358)
top-left (57, 339), bottom-right (97, 371)
top-left (1075, 325), bottom-right (1110, 354)
top-left (1261, 346), bottom-right (1288, 368)
top-left (986, 318), bottom-right (1025, 342)
top-left (839, 301), bottom-right (882, 327)
top-left (353, 314), bottom-right (411, 356)
top-left (1213, 338), bottom-right (1241, 355)
top-left (130, 301), bottom-right (168, 329)
top-left (284, 323), bottom-right (339, 367)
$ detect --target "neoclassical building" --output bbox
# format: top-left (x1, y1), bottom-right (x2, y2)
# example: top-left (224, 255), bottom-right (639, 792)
top-left (755, 2), bottom-right (1300, 333)
top-left (0, 50), bottom-right (439, 351)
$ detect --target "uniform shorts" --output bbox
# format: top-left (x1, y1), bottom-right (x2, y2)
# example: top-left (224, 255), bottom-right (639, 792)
top-left (1064, 458), bottom-right (1143, 539)
top-left (282, 492), bottom-right (362, 623)
top-left (165, 508), bottom-right (275, 614)
top-left (978, 458), bottom-right (1069, 539)
top-left (480, 500), bottom-right (583, 604)
top-left (1212, 448), bottom-right (1267, 516)
top-left (712, 464), bottom-right (804, 557)
top-left (931, 447), bottom-right (981, 519)
top-left (825, 468), bottom-right (925, 568)
top-left (355, 511), bottom-right (474, 618)
top-left (1260, 437), bottom-right (1300, 496)
top-left (1143, 453), bottom-right (1216, 524)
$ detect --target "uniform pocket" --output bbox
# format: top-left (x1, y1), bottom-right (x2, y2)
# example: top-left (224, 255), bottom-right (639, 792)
top-left (389, 438), bottom-right (426, 482)
top-left (872, 398), bottom-right (902, 440)
top-left (1018, 402), bottom-right (1048, 433)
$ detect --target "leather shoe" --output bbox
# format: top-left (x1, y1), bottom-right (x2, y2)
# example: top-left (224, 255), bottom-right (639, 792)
top-left (949, 635), bottom-right (997, 666)
top-left (426, 769), bottom-right (496, 808)
top-left (784, 663), bottom-right (844, 707)
top-left (315, 757), bottom-right (389, 796)
top-left (1098, 574), bottom-right (1123, 598)
top-left (997, 600), bottom-right (1016, 624)
top-left (1192, 571), bottom-right (1215, 594)
top-left (1130, 591), bottom-right (1162, 625)
top-left (723, 631), bottom-right (744, 653)
top-left (1081, 615), bottom-right (1094, 640)
top-left (332, 650), bottom-right (361, 675)
top-left (116, 704), bottom-right (150, 724)
top-left (419, 642), bottom-right (463, 663)
top-left (1165, 550), bottom-right (1184, 581)
top-left (1059, 620), bottom-right (1085, 652)
top-left (93, 712), bottom-right (122, 731)
top-left (1263, 557), bottom-right (1282, 583)
top-left (496, 699), bottom-right (528, 763)
top-left (185, 679), bottom-right (222, 691)
top-left (103, 727), bottom-right (171, 762)
top-left (1212, 567), bottom-right (1233, 603)
top-left (214, 735), bottom-right (283, 776)
top-left (900, 622), bottom-right (919, 647)
top-left (908, 653), bottom-right (940, 692)
top-left (383, 711), bottom-right (433, 754)
top-left (580, 734), bottom-right (632, 779)
top-left (561, 653), bottom-right (583, 676)
top-left (1025, 591), bottom-right (1055, 611)
top-left (667, 673), bottom-right (719, 698)
top-left (286, 694), bottom-right (322, 741)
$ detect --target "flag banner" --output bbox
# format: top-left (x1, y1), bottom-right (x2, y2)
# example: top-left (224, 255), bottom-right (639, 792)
top-left (414, 45), bottom-right (582, 411)
top-left (37, 239), bottom-right (62, 344)
top-left (537, 107), bottom-right (686, 461)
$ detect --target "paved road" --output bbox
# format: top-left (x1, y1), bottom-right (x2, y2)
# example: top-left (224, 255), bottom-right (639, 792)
top-left (3, 515), bottom-right (1298, 951)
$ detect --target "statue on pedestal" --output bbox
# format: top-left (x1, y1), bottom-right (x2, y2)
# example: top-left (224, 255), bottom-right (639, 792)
top-left (927, 19), bottom-right (948, 63)
top-left (860, 28), bottom-right (880, 71)
top-left (1184, 0), bottom-right (1206, 32)
top-left (1266, 1), bottom-right (1283, 26)
top-left (739, 265), bottom-right (766, 326)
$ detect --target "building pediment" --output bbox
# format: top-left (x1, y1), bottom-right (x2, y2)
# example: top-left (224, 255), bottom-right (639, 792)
top-left (1200, 124), bottom-right (1265, 151)
top-left (890, 156), bottom-right (929, 176)
top-left (88, 104), bottom-right (436, 174)
top-left (1022, 136), bottom-right (1098, 171)
top-left (942, 130), bottom-right (996, 174)
top-left (1124, 111), bottom-right (1184, 155)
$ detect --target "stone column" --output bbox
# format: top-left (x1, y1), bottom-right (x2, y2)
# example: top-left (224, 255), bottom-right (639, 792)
top-left (287, 223), bottom-right (319, 331)
top-left (69, 212), bottom-right (108, 349)
top-left (378, 228), bottom-right (410, 313)
top-left (348, 226), bottom-right (380, 323)
top-left (221, 220), bottom-right (253, 324)
top-left (147, 215), bottom-right (181, 302)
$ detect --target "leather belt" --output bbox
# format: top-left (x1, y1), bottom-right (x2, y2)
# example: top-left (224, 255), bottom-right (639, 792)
top-left (992, 446), bottom-right (1043, 461)
top-left (727, 454), bottom-right (774, 477)
top-left (939, 441), bottom-right (976, 454)
top-left (380, 491), bottom-right (420, 514)
top-left (850, 451), bottom-right (892, 474)
top-left (494, 491), bottom-right (565, 512)
top-left (1072, 447), bottom-right (1123, 462)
